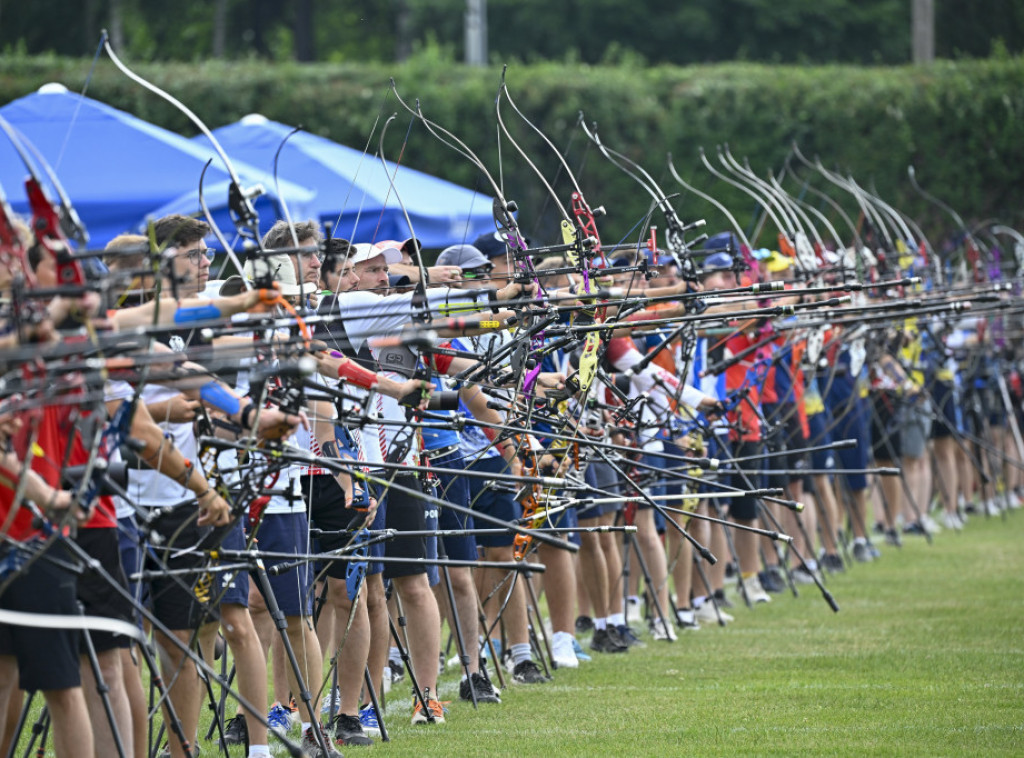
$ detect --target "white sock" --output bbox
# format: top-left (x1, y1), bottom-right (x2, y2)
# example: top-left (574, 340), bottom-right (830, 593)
top-left (593, 617), bottom-right (608, 630)
top-left (301, 721), bottom-right (312, 733)
top-left (608, 612), bottom-right (625, 627)
top-left (248, 746), bottom-right (271, 758)
top-left (854, 536), bottom-right (867, 546)
top-left (805, 559), bottom-right (819, 571)
top-left (509, 642), bottom-right (532, 665)
top-left (627, 595), bottom-right (640, 606)
top-left (693, 595), bottom-right (706, 608)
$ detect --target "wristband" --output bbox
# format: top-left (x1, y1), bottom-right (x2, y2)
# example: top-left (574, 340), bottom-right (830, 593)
top-left (173, 304), bottom-right (221, 325)
top-left (195, 488), bottom-right (213, 502)
top-left (200, 381), bottom-right (242, 416)
top-left (240, 402), bottom-right (257, 431)
top-left (332, 354), bottom-right (379, 390)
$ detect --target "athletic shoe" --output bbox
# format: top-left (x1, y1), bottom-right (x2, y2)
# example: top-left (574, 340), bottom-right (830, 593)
top-left (388, 660), bottom-right (405, 684)
top-left (740, 574), bottom-right (771, 604)
top-left (675, 608), bottom-right (700, 631)
top-left (712, 588), bottom-right (735, 609)
top-left (903, 521), bottom-right (927, 536)
top-left (758, 567), bottom-right (786, 593)
top-left (459, 671), bottom-right (502, 704)
top-left (550, 631), bottom-right (579, 669)
top-left (920, 514), bottom-right (941, 534)
top-left (942, 511), bottom-right (964, 531)
top-left (320, 686), bottom-right (341, 717)
top-left (792, 566), bottom-right (817, 585)
top-left (571, 637), bottom-right (592, 662)
top-left (985, 499), bottom-right (1002, 516)
top-left (1009, 491), bottom-right (1023, 509)
top-left (512, 659), bottom-right (548, 683)
top-left (358, 703), bottom-right (381, 737)
top-left (267, 703), bottom-right (294, 736)
top-left (223, 714), bottom-right (247, 746)
top-left (331, 712), bottom-right (373, 746)
top-left (590, 627), bottom-right (628, 653)
top-left (615, 624), bottom-right (645, 648)
top-left (867, 541), bottom-right (882, 559)
top-left (574, 615), bottom-right (594, 634)
top-left (884, 528), bottom-right (902, 547)
top-left (301, 725), bottom-right (342, 757)
top-left (852, 541), bottom-right (873, 562)
top-left (411, 689), bottom-right (447, 725)
top-left (649, 618), bottom-right (678, 641)
top-left (821, 553), bottom-right (845, 573)
top-left (694, 603), bottom-right (733, 624)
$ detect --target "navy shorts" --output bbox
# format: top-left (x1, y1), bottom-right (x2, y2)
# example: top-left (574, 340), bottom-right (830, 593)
top-left (721, 439), bottom-right (762, 521)
top-left (430, 451), bottom-right (477, 563)
top-left (467, 456), bottom-right (522, 549)
top-left (117, 514), bottom-right (145, 627)
top-left (251, 511), bottom-right (312, 617)
top-left (74, 527), bottom-right (134, 652)
top-left (930, 380), bottom-right (963, 439)
top-left (830, 393), bottom-right (871, 492)
top-left (805, 411), bottom-right (836, 472)
top-left (304, 474), bottom-right (368, 581)
top-left (214, 520), bottom-right (249, 607)
top-left (578, 460), bottom-right (621, 520)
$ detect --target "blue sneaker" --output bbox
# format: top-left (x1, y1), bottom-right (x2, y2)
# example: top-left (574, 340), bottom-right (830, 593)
top-left (358, 703), bottom-right (382, 737)
top-left (267, 702), bottom-right (293, 736)
top-left (571, 637), bottom-right (592, 662)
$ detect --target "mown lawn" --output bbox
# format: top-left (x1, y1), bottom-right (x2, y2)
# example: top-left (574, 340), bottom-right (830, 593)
top-left (16, 512), bottom-right (1024, 756)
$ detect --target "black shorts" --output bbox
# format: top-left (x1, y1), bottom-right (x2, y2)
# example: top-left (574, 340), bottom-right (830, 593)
top-left (304, 474), bottom-right (366, 580)
top-left (762, 403), bottom-right (808, 489)
top-left (382, 474), bottom-right (429, 580)
top-left (144, 505), bottom-right (211, 631)
top-left (0, 542), bottom-right (82, 692)
top-left (724, 440), bottom-right (762, 522)
top-left (75, 527), bottom-right (134, 652)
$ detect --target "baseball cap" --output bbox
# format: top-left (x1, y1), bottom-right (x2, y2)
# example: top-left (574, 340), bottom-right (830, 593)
top-left (704, 231), bottom-right (739, 252)
top-left (701, 252), bottom-right (734, 273)
top-left (437, 244), bottom-right (489, 270)
top-left (388, 273), bottom-right (413, 289)
top-left (375, 238), bottom-right (421, 258)
top-left (350, 243), bottom-right (402, 266)
top-left (240, 253), bottom-right (312, 297)
top-left (765, 250), bottom-right (794, 273)
top-left (751, 247), bottom-right (773, 260)
top-left (473, 230), bottom-right (522, 260)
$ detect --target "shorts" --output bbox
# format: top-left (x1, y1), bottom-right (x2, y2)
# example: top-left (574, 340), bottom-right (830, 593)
top-left (429, 451), bottom-right (477, 563)
top-left (577, 460), bottom-right (621, 520)
top-left (467, 456), bottom-right (522, 549)
top-left (144, 505), bottom-right (212, 631)
top-left (829, 393), bottom-right (870, 492)
top-left (930, 380), bottom-right (962, 439)
top-left (762, 403), bottom-right (808, 489)
top-left (212, 520), bottom-right (249, 607)
top-left (870, 392), bottom-right (901, 463)
top-left (74, 527), bottom-right (134, 652)
top-left (898, 399), bottom-right (932, 459)
top-left (805, 411), bottom-right (836, 472)
top-left (117, 514), bottom-right (145, 627)
top-left (251, 511), bottom-right (312, 617)
top-left (382, 473), bottom-right (431, 580)
top-left (721, 439), bottom-right (762, 521)
top-left (366, 481), bottom-right (388, 577)
top-left (304, 475), bottom-right (367, 580)
top-left (0, 541), bottom-right (82, 691)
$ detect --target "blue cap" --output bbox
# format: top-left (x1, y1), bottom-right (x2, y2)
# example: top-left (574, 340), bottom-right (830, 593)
top-left (702, 252), bottom-right (734, 272)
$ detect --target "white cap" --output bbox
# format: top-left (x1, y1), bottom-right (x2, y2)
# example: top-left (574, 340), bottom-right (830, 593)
top-left (241, 253), bottom-right (315, 297)
top-left (350, 243), bottom-right (402, 266)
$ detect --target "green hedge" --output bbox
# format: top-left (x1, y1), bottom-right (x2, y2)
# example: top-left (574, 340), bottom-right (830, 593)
top-left (2, 52), bottom-right (1022, 249)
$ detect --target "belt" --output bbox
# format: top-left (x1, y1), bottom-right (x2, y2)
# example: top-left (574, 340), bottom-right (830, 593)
top-left (423, 444), bottom-right (460, 461)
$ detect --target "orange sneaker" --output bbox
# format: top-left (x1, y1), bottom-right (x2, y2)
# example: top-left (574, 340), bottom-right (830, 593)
top-left (411, 689), bottom-right (448, 724)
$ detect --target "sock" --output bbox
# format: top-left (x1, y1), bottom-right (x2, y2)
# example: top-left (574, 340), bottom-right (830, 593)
top-left (854, 536), bottom-right (867, 546)
top-left (692, 595), bottom-right (706, 608)
top-left (593, 617), bottom-right (607, 630)
top-left (741, 571), bottom-right (756, 579)
top-left (509, 642), bottom-right (532, 666)
top-left (805, 559), bottom-right (819, 571)
top-left (301, 721), bottom-right (311, 733)
top-left (627, 595), bottom-right (640, 606)
top-left (248, 746), bottom-right (271, 758)
top-left (388, 646), bottom-right (400, 664)
top-left (608, 612), bottom-right (625, 627)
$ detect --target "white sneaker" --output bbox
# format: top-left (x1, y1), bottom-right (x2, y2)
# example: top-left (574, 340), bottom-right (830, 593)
top-left (320, 686), bottom-right (341, 716)
top-left (625, 598), bottom-right (642, 625)
top-left (675, 608), bottom-right (700, 631)
top-left (942, 511), bottom-right (963, 531)
top-left (694, 602), bottom-right (734, 624)
top-left (650, 618), bottom-right (678, 641)
top-left (985, 499), bottom-right (1002, 517)
top-left (920, 515), bottom-right (941, 535)
top-left (1009, 492), bottom-right (1023, 510)
top-left (550, 631), bottom-right (579, 669)
top-left (741, 574), bottom-right (771, 604)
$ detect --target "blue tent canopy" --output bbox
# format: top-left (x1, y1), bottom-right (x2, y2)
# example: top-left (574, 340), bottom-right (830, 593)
top-left (0, 85), bottom-right (315, 248)
top-left (194, 114), bottom-right (496, 248)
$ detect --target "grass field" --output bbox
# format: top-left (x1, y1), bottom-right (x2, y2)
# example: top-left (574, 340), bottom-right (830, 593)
top-left (367, 513), bottom-right (1023, 757)
top-left (16, 512), bottom-right (1024, 757)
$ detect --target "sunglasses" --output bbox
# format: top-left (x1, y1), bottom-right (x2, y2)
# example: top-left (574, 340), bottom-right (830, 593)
top-left (462, 265), bottom-right (493, 279)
